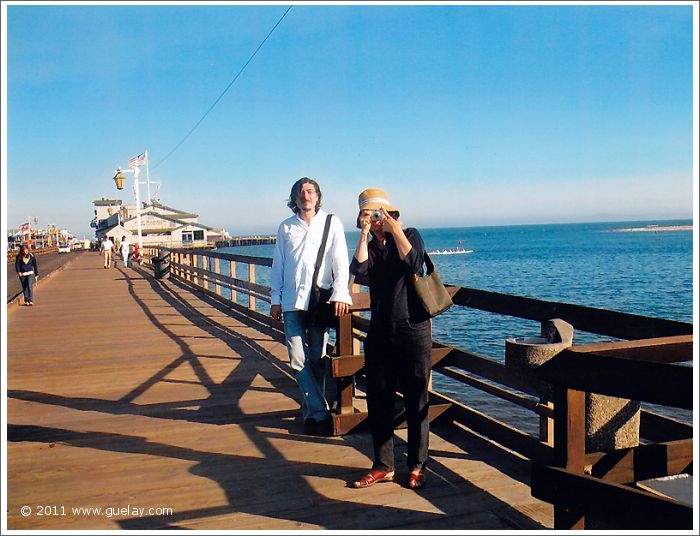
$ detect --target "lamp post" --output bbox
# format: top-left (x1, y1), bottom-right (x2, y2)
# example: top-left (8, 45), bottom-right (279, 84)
top-left (112, 151), bottom-right (160, 252)
top-left (112, 167), bottom-right (144, 251)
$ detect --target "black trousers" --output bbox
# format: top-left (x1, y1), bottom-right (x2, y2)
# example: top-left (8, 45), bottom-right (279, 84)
top-left (364, 318), bottom-right (432, 472)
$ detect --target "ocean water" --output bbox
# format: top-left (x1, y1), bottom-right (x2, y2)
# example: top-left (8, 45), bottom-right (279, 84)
top-left (216, 219), bottom-right (694, 432)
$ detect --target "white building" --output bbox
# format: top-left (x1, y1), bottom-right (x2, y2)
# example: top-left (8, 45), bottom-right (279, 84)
top-left (91, 198), bottom-right (229, 247)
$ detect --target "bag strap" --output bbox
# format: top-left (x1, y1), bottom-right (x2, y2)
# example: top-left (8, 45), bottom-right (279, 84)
top-left (311, 214), bottom-right (334, 288)
top-left (421, 251), bottom-right (435, 276)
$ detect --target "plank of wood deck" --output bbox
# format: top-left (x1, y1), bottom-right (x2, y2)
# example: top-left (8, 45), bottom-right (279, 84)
top-left (6, 252), bottom-right (552, 530)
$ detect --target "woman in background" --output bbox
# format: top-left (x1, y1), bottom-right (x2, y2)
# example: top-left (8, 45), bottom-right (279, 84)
top-left (15, 243), bottom-right (39, 306)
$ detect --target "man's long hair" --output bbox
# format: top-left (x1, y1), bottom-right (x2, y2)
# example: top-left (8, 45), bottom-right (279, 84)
top-left (287, 177), bottom-right (322, 214)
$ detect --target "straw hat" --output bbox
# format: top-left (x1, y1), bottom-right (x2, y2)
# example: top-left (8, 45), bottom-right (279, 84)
top-left (357, 187), bottom-right (399, 212)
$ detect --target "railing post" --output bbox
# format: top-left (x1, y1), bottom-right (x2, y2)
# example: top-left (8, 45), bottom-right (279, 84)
top-left (248, 263), bottom-right (256, 311)
top-left (230, 260), bottom-right (237, 303)
top-left (552, 385), bottom-right (586, 529)
top-left (214, 257), bottom-right (221, 296)
top-left (335, 313), bottom-right (355, 416)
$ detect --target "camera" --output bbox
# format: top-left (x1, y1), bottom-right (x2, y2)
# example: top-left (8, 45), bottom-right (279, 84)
top-left (369, 210), bottom-right (384, 221)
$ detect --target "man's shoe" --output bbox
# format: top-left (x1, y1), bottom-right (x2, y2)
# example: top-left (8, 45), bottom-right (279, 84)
top-left (317, 415), bottom-right (333, 436)
top-left (351, 469), bottom-right (394, 489)
top-left (303, 415), bottom-right (333, 436)
top-left (408, 468), bottom-right (427, 489)
top-left (303, 419), bottom-right (318, 435)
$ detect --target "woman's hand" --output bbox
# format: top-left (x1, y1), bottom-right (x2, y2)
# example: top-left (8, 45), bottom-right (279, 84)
top-left (380, 208), bottom-right (413, 260)
top-left (358, 210), bottom-right (372, 236)
top-left (380, 208), bottom-right (401, 235)
top-left (354, 210), bottom-right (373, 264)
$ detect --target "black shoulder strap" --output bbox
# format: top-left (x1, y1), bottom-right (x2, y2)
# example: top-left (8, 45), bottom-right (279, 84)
top-left (312, 214), bottom-right (333, 288)
top-left (421, 251), bottom-right (435, 276)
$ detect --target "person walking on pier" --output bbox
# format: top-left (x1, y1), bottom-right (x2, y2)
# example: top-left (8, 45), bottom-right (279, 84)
top-left (100, 236), bottom-right (114, 269)
top-left (270, 177), bottom-right (352, 436)
top-left (15, 243), bottom-right (39, 306)
top-left (349, 188), bottom-right (432, 490)
top-left (120, 235), bottom-right (130, 267)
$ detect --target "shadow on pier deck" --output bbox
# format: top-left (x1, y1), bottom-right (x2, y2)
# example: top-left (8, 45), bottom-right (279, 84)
top-left (6, 252), bottom-right (551, 530)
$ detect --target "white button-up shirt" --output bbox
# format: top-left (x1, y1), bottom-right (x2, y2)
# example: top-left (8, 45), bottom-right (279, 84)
top-left (271, 209), bottom-right (353, 312)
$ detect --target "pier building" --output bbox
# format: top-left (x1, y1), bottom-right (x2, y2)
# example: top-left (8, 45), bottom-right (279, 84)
top-left (91, 198), bottom-right (230, 248)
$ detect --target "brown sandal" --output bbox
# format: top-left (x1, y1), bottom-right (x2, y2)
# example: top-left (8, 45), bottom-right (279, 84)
top-left (351, 469), bottom-right (394, 488)
top-left (408, 468), bottom-right (426, 489)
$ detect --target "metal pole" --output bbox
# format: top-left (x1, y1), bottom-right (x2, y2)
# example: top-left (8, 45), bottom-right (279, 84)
top-left (134, 173), bottom-right (143, 251)
top-left (145, 150), bottom-right (151, 203)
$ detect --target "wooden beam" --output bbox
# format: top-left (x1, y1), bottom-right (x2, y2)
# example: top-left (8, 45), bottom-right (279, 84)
top-left (430, 391), bottom-right (554, 464)
top-left (584, 438), bottom-right (693, 484)
top-left (570, 335), bottom-right (692, 363)
top-left (433, 344), bottom-right (538, 396)
top-left (640, 410), bottom-right (693, 442)
top-left (450, 287), bottom-right (692, 339)
top-left (330, 355), bottom-right (365, 378)
top-left (348, 291), bottom-right (371, 311)
top-left (531, 464), bottom-right (693, 529)
top-left (331, 410), bottom-right (367, 435)
top-left (537, 350), bottom-right (693, 409)
top-left (437, 367), bottom-right (551, 417)
top-left (430, 346), bottom-right (453, 367)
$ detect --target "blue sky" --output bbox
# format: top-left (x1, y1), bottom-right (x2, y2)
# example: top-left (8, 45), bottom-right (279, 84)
top-left (2, 2), bottom-right (696, 238)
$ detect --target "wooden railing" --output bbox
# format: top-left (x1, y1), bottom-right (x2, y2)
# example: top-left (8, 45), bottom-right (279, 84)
top-left (140, 248), bottom-right (693, 491)
top-left (531, 339), bottom-right (693, 529)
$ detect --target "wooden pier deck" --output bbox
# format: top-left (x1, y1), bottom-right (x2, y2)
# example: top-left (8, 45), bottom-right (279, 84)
top-left (6, 252), bottom-right (552, 530)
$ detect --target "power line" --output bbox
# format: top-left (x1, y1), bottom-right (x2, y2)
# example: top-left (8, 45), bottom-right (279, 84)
top-left (152, 5), bottom-right (293, 170)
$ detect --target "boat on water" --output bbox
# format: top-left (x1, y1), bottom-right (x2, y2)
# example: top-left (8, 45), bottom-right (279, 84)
top-left (429, 247), bottom-right (473, 255)
top-left (428, 240), bottom-right (473, 256)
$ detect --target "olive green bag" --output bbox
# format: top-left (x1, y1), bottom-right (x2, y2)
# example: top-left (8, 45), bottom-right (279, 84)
top-left (410, 252), bottom-right (453, 317)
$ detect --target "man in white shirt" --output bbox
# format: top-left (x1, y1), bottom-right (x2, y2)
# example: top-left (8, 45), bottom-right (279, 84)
top-left (100, 236), bottom-right (114, 269)
top-left (271, 177), bottom-right (352, 435)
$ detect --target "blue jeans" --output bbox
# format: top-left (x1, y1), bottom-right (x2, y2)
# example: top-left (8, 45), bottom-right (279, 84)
top-left (19, 275), bottom-right (35, 303)
top-left (283, 310), bottom-right (330, 422)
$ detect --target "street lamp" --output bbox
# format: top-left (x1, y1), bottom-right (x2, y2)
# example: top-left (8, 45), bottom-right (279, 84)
top-left (111, 152), bottom-right (160, 253)
top-left (111, 166), bottom-right (144, 251)
top-left (113, 170), bottom-right (127, 190)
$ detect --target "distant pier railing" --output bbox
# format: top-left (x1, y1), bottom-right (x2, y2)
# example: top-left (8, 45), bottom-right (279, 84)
top-left (141, 246), bottom-right (693, 530)
top-left (215, 236), bottom-right (276, 248)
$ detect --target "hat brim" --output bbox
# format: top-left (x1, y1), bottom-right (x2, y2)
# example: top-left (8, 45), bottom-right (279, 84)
top-left (360, 201), bottom-right (399, 212)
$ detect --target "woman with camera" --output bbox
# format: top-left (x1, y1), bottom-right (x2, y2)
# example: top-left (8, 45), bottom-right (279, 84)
top-left (349, 187), bottom-right (432, 490)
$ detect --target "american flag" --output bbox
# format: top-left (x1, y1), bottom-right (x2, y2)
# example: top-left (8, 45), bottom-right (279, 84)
top-left (128, 152), bottom-right (146, 168)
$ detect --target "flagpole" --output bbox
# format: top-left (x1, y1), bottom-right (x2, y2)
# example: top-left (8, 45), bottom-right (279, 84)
top-left (145, 150), bottom-right (151, 203)
top-left (133, 172), bottom-right (143, 252)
